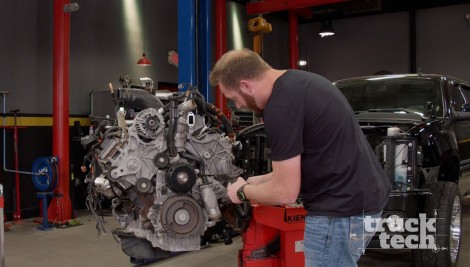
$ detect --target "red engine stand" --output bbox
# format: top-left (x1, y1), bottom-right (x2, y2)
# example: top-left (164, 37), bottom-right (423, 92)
top-left (239, 204), bottom-right (306, 267)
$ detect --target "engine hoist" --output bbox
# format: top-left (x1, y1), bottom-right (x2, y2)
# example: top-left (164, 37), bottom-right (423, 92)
top-left (238, 204), bottom-right (306, 267)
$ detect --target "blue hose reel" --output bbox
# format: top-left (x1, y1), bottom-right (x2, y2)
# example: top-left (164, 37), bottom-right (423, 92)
top-left (31, 157), bottom-right (58, 230)
top-left (31, 157), bottom-right (58, 192)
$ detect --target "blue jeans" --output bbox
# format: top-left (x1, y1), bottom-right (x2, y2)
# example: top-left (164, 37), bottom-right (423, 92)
top-left (303, 212), bottom-right (381, 267)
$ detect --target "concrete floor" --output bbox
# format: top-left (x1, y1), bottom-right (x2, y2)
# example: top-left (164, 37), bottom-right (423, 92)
top-left (3, 175), bottom-right (470, 267)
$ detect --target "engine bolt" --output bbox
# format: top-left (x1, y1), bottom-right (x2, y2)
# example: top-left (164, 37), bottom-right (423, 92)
top-left (177, 172), bottom-right (189, 184)
top-left (175, 209), bottom-right (190, 225)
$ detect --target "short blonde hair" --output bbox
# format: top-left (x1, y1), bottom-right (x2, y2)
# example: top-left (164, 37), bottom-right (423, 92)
top-left (209, 49), bottom-right (272, 90)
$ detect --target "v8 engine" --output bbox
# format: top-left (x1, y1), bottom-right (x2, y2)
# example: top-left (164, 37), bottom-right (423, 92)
top-left (81, 87), bottom-right (243, 261)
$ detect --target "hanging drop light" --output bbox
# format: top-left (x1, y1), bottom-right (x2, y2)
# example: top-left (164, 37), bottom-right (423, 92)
top-left (137, 0), bottom-right (151, 66)
top-left (137, 53), bottom-right (151, 66)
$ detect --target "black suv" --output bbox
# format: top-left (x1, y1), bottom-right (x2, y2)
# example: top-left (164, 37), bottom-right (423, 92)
top-left (236, 74), bottom-right (469, 267)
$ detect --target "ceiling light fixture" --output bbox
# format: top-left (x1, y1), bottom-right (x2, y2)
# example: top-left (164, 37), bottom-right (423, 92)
top-left (137, 0), bottom-right (151, 66)
top-left (319, 20), bottom-right (335, 38)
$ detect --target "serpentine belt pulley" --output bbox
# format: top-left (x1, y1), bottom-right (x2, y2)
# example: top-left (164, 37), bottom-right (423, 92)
top-left (135, 178), bottom-right (152, 194)
top-left (160, 195), bottom-right (204, 237)
top-left (165, 162), bottom-right (197, 194)
top-left (154, 153), bottom-right (169, 169)
top-left (31, 157), bottom-right (58, 192)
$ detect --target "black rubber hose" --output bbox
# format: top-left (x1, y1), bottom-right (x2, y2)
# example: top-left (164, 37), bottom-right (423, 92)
top-left (167, 99), bottom-right (178, 157)
top-left (94, 119), bottom-right (111, 138)
top-left (205, 103), bottom-right (235, 140)
top-left (117, 88), bottom-right (164, 110)
top-left (187, 92), bottom-right (234, 139)
top-left (103, 126), bottom-right (120, 136)
top-left (104, 132), bottom-right (121, 139)
top-left (193, 91), bottom-right (209, 117)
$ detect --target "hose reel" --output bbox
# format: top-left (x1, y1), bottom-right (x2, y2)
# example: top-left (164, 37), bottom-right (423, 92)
top-left (31, 156), bottom-right (58, 231)
top-left (31, 157), bottom-right (58, 192)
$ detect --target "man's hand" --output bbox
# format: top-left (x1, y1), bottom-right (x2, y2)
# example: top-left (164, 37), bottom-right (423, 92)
top-left (227, 177), bottom-right (248, 204)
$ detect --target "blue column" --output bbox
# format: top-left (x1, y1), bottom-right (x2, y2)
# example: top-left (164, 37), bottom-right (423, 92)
top-left (178, 0), bottom-right (196, 92)
top-left (198, 0), bottom-right (211, 102)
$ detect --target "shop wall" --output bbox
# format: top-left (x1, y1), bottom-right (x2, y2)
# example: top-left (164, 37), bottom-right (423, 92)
top-left (297, 3), bottom-right (470, 83)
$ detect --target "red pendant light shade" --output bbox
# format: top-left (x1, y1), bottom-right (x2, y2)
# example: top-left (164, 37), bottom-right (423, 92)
top-left (137, 0), bottom-right (151, 66)
top-left (137, 53), bottom-right (151, 66)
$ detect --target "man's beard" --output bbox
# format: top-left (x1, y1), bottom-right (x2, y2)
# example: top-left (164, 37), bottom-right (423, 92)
top-left (239, 90), bottom-right (263, 117)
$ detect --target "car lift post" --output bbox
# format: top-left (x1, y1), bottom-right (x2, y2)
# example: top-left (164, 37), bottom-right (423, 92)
top-left (239, 205), bottom-right (306, 267)
top-left (0, 184), bottom-right (5, 267)
top-left (10, 109), bottom-right (21, 221)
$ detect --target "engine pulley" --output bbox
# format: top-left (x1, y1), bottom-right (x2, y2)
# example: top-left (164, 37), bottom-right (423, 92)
top-left (135, 178), bottom-right (152, 194)
top-left (134, 108), bottom-right (164, 140)
top-left (160, 196), bottom-right (205, 237)
top-left (154, 153), bottom-right (169, 169)
top-left (145, 116), bottom-right (160, 130)
top-left (165, 162), bottom-right (197, 194)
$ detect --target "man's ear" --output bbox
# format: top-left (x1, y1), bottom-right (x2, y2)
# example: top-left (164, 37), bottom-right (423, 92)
top-left (240, 80), bottom-right (253, 95)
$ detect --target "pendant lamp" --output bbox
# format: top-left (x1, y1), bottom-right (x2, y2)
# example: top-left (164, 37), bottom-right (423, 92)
top-left (319, 20), bottom-right (335, 38)
top-left (137, 0), bottom-right (151, 66)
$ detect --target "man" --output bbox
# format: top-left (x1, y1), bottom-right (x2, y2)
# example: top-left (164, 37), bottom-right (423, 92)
top-left (209, 49), bottom-right (391, 267)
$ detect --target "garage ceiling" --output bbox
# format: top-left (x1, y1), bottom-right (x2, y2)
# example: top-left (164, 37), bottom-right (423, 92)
top-left (235, 0), bottom-right (470, 23)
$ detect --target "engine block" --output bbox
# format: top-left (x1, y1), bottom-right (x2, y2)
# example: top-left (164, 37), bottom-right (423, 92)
top-left (82, 88), bottom-right (243, 259)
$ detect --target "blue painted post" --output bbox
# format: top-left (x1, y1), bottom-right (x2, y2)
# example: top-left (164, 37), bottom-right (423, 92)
top-left (178, 0), bottom-right (197, 92)
top-left (198, 0), bottom-right (211, 102)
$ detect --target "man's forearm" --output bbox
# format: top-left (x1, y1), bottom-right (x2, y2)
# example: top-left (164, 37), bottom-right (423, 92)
top-left (247, 172), bottom-right (273, 185)
top-left (244, 177), bottom-right (296, 205)
top-left (244, 157), bottom-right (301, 205)
top-left (228, 156), bottom-right (301, 205)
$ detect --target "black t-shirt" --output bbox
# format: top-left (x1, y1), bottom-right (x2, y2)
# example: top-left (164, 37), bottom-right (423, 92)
top-left (263, 70), bottom-right (391, 217)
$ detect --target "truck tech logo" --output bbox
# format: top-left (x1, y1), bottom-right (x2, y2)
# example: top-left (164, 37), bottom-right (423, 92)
top-left (364, 213), bottom-right (444, 251)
